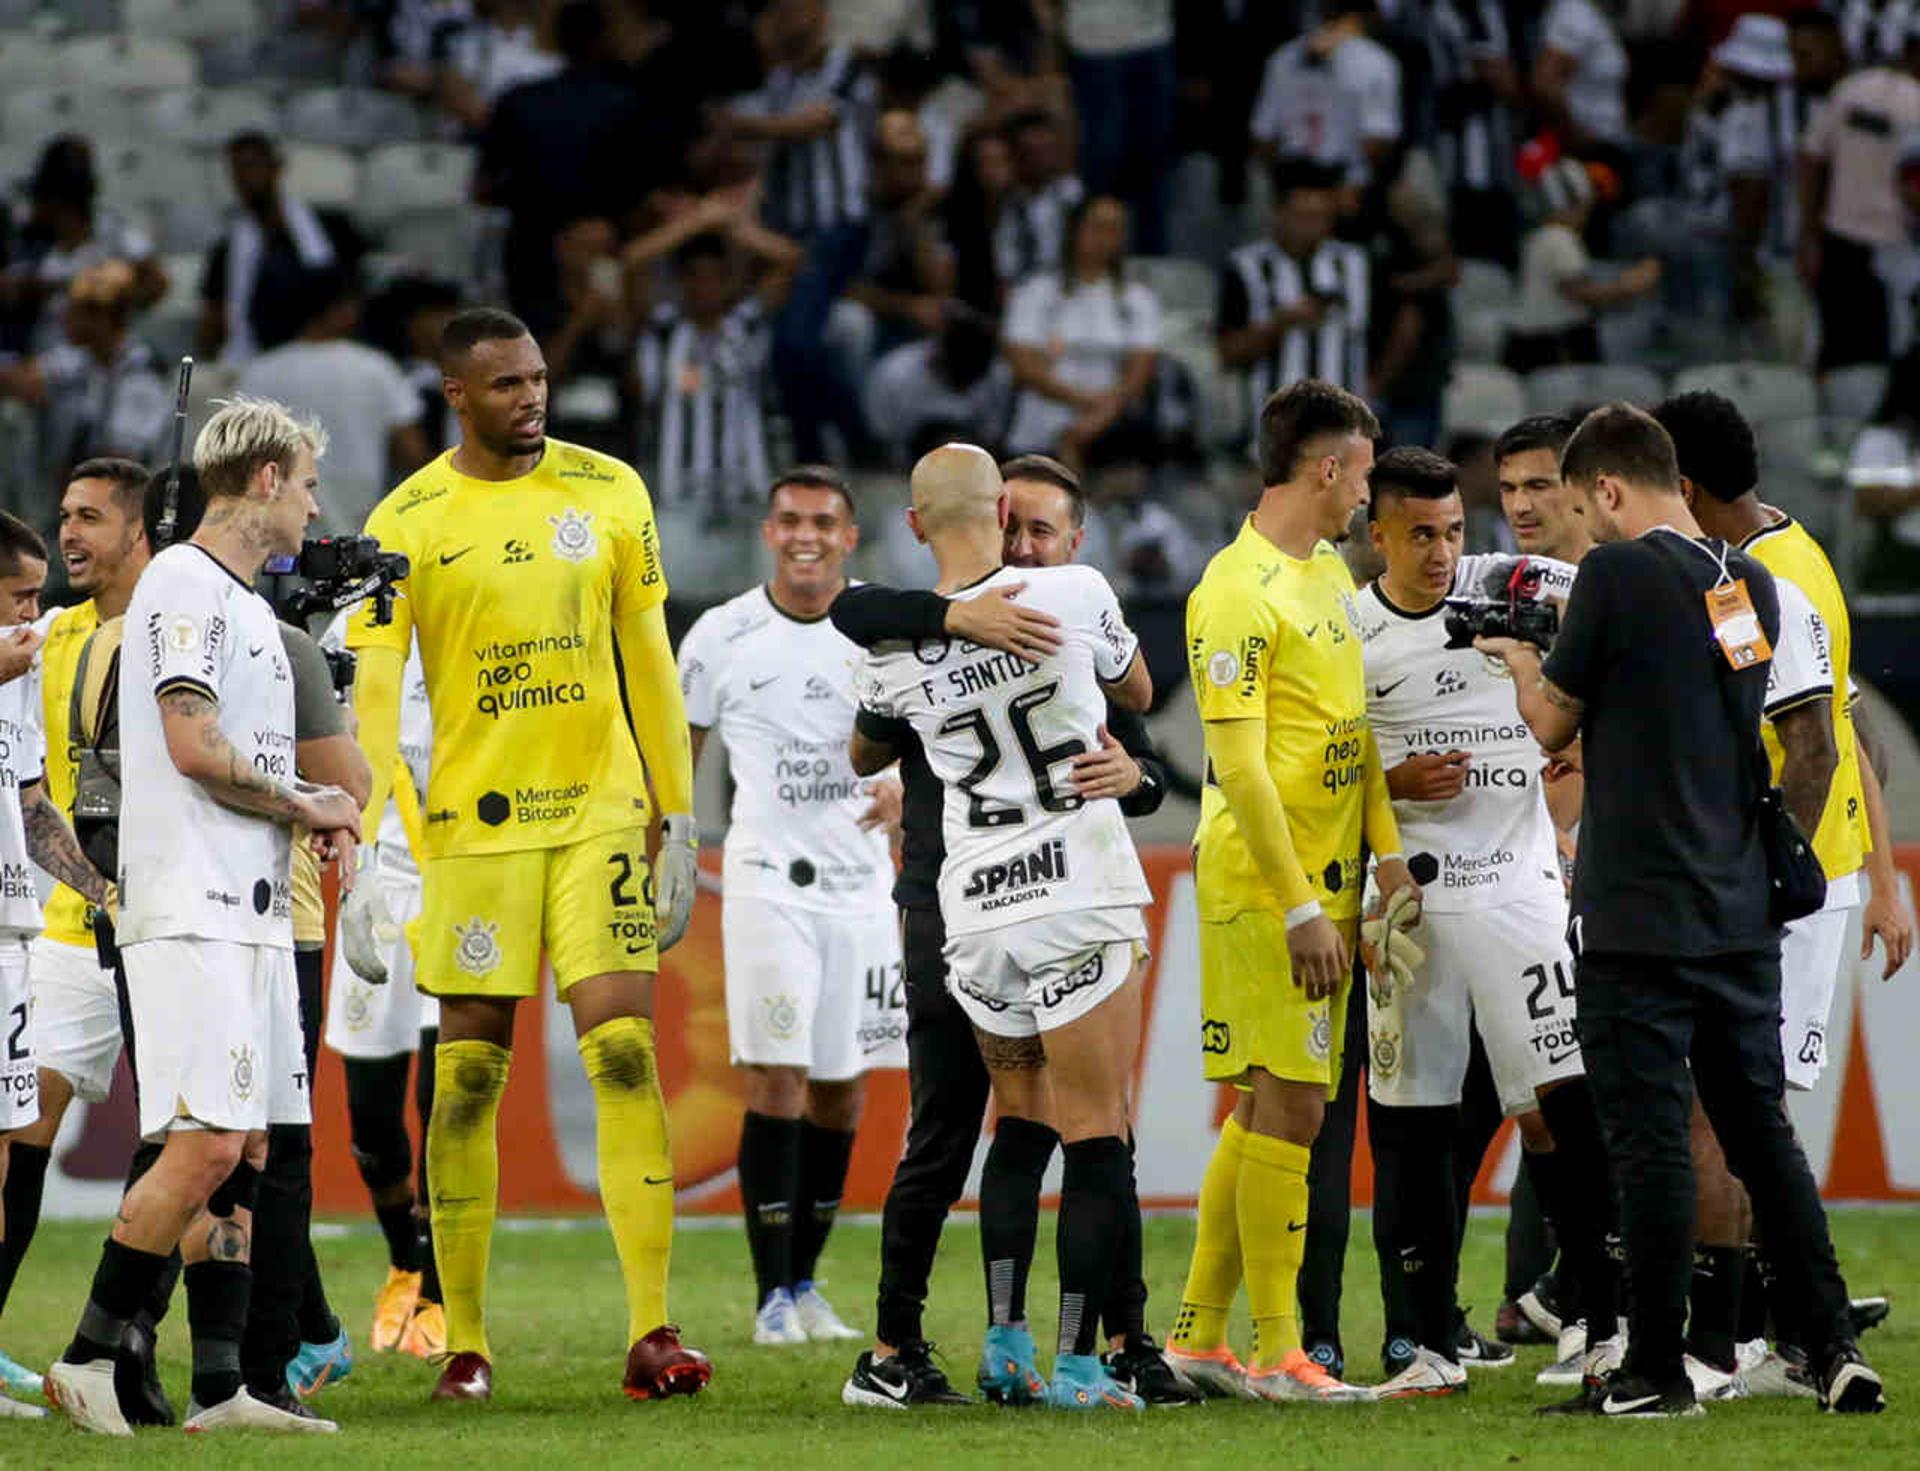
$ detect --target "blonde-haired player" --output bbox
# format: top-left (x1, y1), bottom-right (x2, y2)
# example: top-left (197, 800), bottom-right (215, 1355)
top-left (347, 308), bottom-right (707, 1404)
top-left (1167, 381), bottom-right (1417, 1403)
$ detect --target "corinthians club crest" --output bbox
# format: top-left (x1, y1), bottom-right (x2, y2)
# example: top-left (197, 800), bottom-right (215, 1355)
top-left (453, 917), bottom-right (502, 977)
top-left (230, 1044), bottom-right (257, 1102)
top-left (549, 507), bottom-right (597, 562)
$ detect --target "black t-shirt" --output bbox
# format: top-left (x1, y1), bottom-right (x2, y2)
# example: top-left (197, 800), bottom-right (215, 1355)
top-left (1542, 528), bottom-right (1781, 959)
top-left (835, 580), bottom-right (1165, 912)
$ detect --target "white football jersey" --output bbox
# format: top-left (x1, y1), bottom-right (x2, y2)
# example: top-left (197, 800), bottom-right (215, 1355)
top-left (679, 584), bottom-right (891, 911)
top-left (117, 544), bottom-right (297, 947)
top-left (0, 650), bottom-right (44, 935)
top-left (855, 564), bottom-right (1150, 937)
top-left (1356, 554), bottom-right (1576, 912)
top-left (324, 613), bottom-right (432, 869)
top-left (1762, 576), bottom-right (1832, 717)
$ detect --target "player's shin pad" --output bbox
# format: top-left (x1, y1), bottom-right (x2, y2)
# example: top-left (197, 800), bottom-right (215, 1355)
top-left (578, 1017), bottom-right (674, 1341)
top-left (428, 1040), bottom-right (510, 1359)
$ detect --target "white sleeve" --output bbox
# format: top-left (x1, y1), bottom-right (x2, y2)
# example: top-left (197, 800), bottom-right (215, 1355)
top-left (676, 611), bottom-right (722, 729)
top-left (1763, 577), bottom-right (1834, 717)
top-left (1540, 0), bottom-right (1592, 55)
top-left (17, 666), bottom-right (43, 784)
top-left (381, 354), bottom-right (424, 427)
top-left (1123, 283), bottom-right (1161, 350)
top-left (1071, 567), bottom-right (1140, 682)
top-left (1249, 51), bottom-right (1286, 144)
top-left (1004, 276), bottom-right (1053, 348)
top-left (146, 572), bottom-right (230, 701)
top-left (1355, 46), bottom-right (1403, 141)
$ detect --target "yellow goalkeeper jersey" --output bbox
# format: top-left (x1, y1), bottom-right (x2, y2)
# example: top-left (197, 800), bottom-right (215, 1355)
top-left (347, 440), bottom-right (668, 859)
top-left (1743, 513), bottom-right (1868, 881)
top-left (1186, 517), bottom-right (1373, 923)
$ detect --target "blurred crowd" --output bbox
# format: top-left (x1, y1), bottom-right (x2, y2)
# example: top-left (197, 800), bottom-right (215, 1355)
top-left (0, 0), bottom-right (1918, 599)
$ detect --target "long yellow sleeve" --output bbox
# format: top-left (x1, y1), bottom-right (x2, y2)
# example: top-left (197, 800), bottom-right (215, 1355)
top-left (1205, 716), bottom-right (1315, 913)
top-left (619, 599), bottom-right (694, 818)
top-left (351, 643), bottom-right (405, 835)
top-left (391, 755), bottom-right (427, 862)
top-left (1360, 731), bottom-right (1403, 857)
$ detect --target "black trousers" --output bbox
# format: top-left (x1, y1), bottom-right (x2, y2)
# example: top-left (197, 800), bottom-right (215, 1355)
top-left (874, 907), bottom-right (991, 1348)
top-left (1299, 987), bottom-right (1367, 1348)
top-left (242, 947), bottom-right (333, 1389)
top-left (1577, 949), bottom-right (1853, 1384)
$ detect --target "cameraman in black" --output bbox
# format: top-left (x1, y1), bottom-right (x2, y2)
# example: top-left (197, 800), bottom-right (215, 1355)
top-left (1476, 403), bottom-right (1884, 1417)
top-left (75, 465), bottom-right (375, 1416)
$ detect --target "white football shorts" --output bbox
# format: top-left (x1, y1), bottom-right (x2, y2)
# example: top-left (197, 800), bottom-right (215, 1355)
top-left (944, 907), bottom-right (1147, 1041)
top-left (27, 933), bottom-right (122, 1102)
top-left (723, 900), bottom-right (907, 1079)
top-left (1368, 894), bottom-right (1583, 1116)
top-left (0, 936), bottom-right (37, 1131)
top-left (124, 937), bottom-right (310, 1140)
top-left (324, 866), bottom-right (438, 1059)
top-left (1780, 871), bottom-right (1860, 1092)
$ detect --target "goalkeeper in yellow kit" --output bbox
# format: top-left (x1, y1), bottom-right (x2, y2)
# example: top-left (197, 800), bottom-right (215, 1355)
top-left (1165, 381), bottom-right (1419, 1403)
top-left (347, 308), bottom-right (708, 1404)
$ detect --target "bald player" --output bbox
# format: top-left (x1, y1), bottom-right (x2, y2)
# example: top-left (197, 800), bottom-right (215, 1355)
top-left (848, 445), bottom-right (1155, 1411)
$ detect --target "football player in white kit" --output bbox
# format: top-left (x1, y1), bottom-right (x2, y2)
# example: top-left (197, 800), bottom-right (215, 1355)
top-left (46, 398), bottom-right (360, 1437)
top-left (323, 623), bottom-right (445, 1358)
top-left (0, 509), bottom-right (113, 1420)
top-left (1354, 448), bottom-right (1631, 1403)
top-left (850, 444), bottom-right (1154, 1412)
top-left (678, 467), bottom-right (906, 1346)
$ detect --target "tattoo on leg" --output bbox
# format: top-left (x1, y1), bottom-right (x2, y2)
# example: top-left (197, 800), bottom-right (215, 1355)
top-left (206, 1219), bottom-right (248, 1262)
top-left (975, 1029), bottom-right (1046, 1071)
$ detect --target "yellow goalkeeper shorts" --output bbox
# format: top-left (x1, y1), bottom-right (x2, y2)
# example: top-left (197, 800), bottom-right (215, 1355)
top-left (416, 824), bottom-right (657, 998)
top-left (1197, 910), bottom-right (1357, 1095)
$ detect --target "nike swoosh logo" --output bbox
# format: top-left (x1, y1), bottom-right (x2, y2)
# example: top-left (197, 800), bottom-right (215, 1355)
top-left (1287, 1220), bottom-right (1307, 1233)
top-left (1302, 624), bottom-right (1319, 638)
top-left (1547, 1048), bottom-right (1579, 1065)
top-left (1603, 1393), bottom-right (1661, 1415)
top-left (439, 548), bottom-right (474, 565)
top-left (871, 1374), bottom-right (911, 1401)
top-left (248, 644), bottom-right (264, 657)
top-left (1373, 677), bottom-right (1408, 698)
top-left (643, 1174), bottom-right (674, 1186)
top-left (749, 675), bottom-right (780, 691)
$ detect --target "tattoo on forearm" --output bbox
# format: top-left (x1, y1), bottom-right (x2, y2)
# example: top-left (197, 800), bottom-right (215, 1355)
top-left (1541, 679), bottom-right (1584, 716)
top-left (161, 688), bottom-right (301, 819)
top-left (21, 785), bottom-right (106, 903)
top-left (1780, 755), bottom-right (1830, 837)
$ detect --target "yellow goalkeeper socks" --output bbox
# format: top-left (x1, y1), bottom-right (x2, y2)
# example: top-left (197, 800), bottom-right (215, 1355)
top-left (1238, 1128), bottom-right (1311, 1371)
top-left (1170, 1115), bottom-right (1247, 1353)
top-left (428, 1039), bottom-right (511, 1358)
top-left (578, 1016), bottom-right (674, 1343)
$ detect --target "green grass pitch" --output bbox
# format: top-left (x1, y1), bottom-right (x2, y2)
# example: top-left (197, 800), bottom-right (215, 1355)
top-left (4, 1208), bottom-right (1913, 1468)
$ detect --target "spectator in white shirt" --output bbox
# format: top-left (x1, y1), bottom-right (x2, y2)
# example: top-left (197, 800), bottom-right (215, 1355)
top-left (864, 304), bottom-right (1013, 468)
top-left (1532, 0), bottom-right (1632, 153)
top-left (1001, 195), bottom-right (1161, 469)
top-left (1503, 159), bottom-right (1660, 372)
top-left (1250, 0), bottom-right (1403, 199)
top-left (237, 269), bottom-right (430, 531)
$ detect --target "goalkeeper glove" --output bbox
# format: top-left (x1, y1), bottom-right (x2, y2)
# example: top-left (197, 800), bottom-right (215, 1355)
top-left (1361, 884), bottom-right (1425, 1007)
top-left (340, 850), bottom-right (400, 985)
top-left (655, 813), bottom-right (698, 951)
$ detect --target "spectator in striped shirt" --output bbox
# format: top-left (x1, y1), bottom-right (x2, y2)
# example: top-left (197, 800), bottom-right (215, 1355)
top-left (1218, 158), bottom-right (1371, 425)
top-left (727, 0), bottom-right (879, 462)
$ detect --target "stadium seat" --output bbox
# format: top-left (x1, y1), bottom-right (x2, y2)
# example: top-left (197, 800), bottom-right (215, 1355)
top-left (57, 34), bottom-right (197, 91)
top-left (380, 208), bottom-right (484, 283)
top-left (1158, 316), bottom-right (1241, 452)
top-left (123, 0), bottom-right (260, 45)
top-left (359, 143), bottom-right (472, 227)
top-left (0, 0), bottom-right (120, 33)
top-left (277, 143), bottom-right (360, 211)
top-left (1129, 255), bottom-right (1216, 320)
top-left (1451, 259), bottom-right (1515, 363)
top-left (1671, 362), bottom-right (1818, 425)
top-left (1754, 415), bottom-right (1837, 541)
top-left (284, 86), bottom-right (424, 151)
top-left (138, 254), bottom-right (202, 362)
top-left (142, 85), bottom-right (280, 150)
top-left (94, 141), bottom-right (220, 253)
top-left (0, 32), bottom-right (59, 88)
top-left (1441, 363), bottom-right (1525, 439)
top-left (0, 86), bottom-right (141, 147)
top-left (1523, 362), bottom-right (1664, 415)
top-left (1822, 364), bottom-right (1890, 441)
